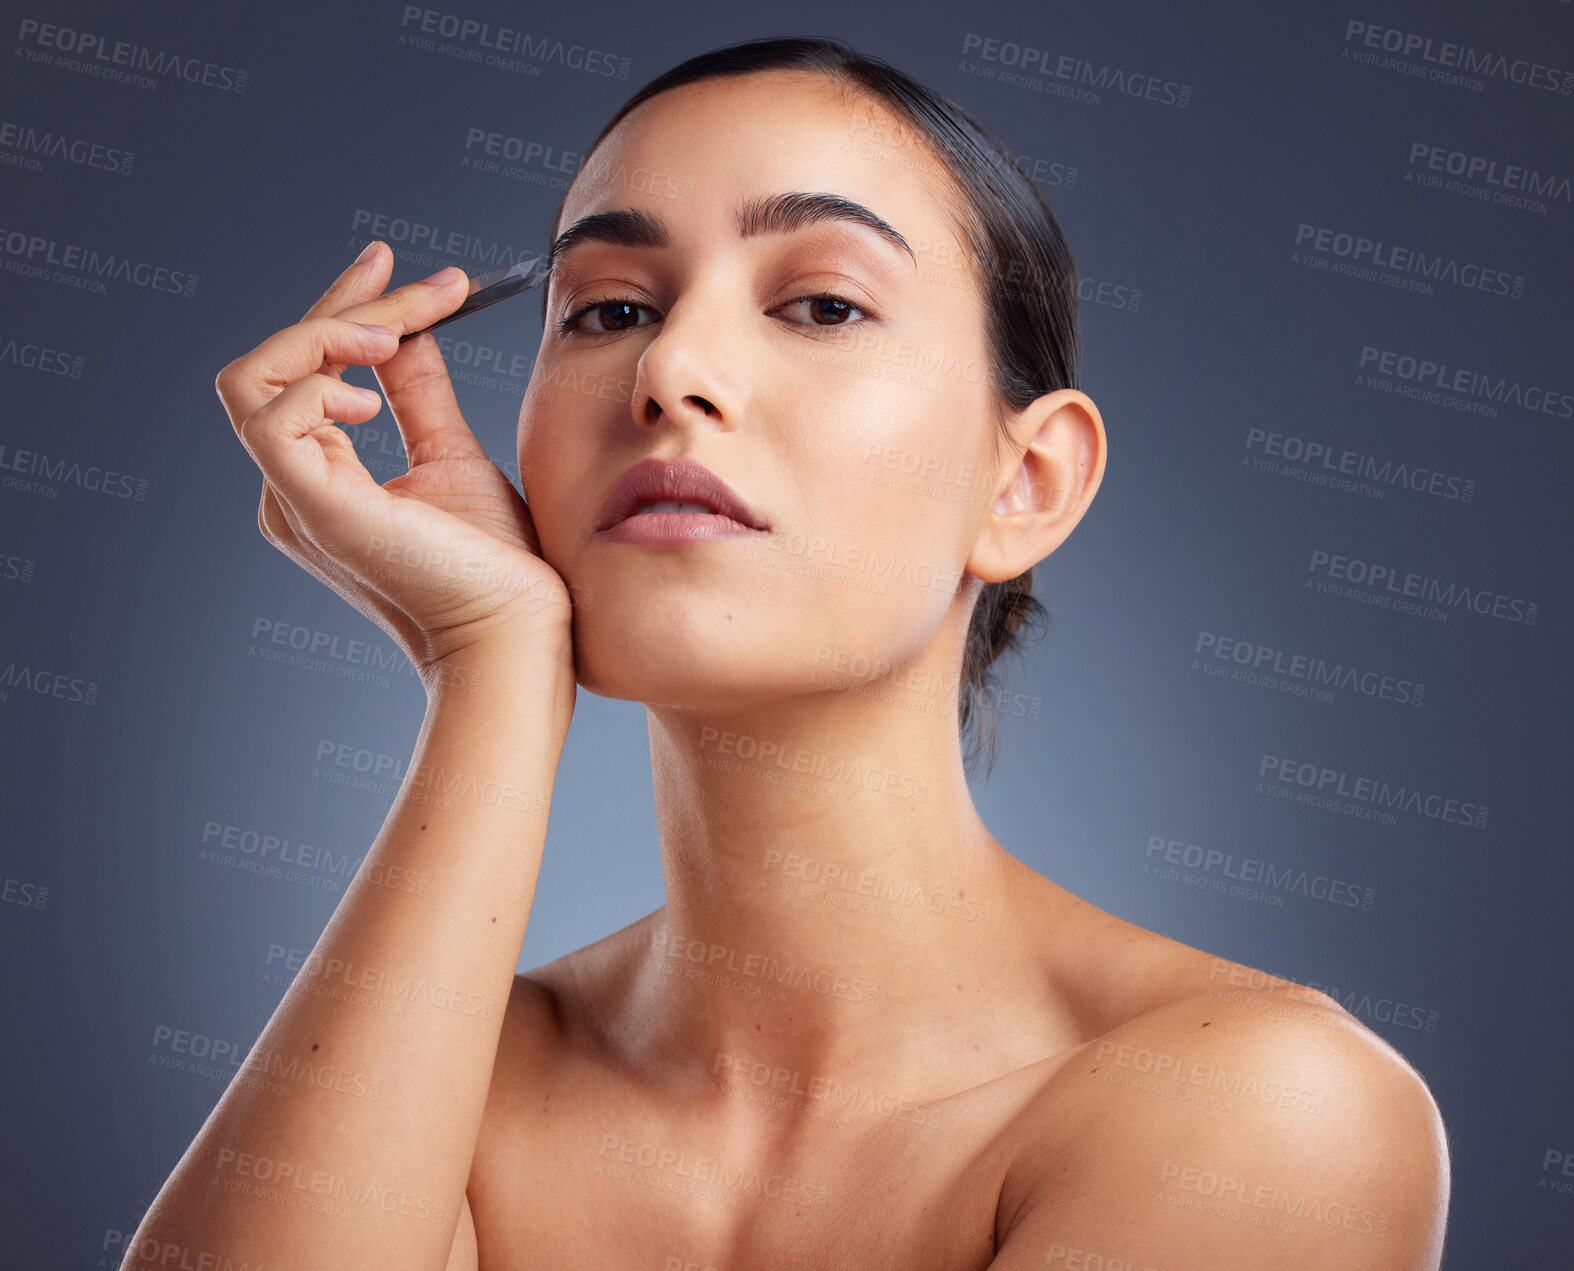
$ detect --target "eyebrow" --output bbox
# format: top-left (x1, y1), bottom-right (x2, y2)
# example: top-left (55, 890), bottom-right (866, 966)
top-left (546, 191), bottom-right (917, 273)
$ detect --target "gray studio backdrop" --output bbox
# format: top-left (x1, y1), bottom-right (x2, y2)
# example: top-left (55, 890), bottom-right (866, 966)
top-left (1, 0), bottom-right (1570, 1265)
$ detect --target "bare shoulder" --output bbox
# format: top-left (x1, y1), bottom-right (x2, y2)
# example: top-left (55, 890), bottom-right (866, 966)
top-left (487, 910), bottom-right (661, 1081)
top-left (468, 912), bottom-right (659, 1231)
top-left (991, 925), bottom-right (1451, 1270)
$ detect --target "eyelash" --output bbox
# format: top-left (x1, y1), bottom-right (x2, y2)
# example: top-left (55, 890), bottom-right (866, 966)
top-left (555, 291), bottom-right (875, 336)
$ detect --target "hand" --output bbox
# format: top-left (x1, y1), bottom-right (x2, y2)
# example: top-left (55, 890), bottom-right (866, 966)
top-left (215, 241), bottom-right (575, 689)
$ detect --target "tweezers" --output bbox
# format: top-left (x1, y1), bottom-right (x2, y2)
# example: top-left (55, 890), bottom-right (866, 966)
top-left (399, 252), bottom-right (552, 342)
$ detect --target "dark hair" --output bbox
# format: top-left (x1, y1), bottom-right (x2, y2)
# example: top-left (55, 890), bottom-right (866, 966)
top-left (547, 36), bottom-right (1081, 778)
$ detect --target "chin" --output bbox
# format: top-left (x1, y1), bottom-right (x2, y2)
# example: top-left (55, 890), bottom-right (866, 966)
top-left (568, 586), bottom-right (785, 707)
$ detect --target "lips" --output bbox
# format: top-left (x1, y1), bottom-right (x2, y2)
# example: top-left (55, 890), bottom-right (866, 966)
top-left (595, 456), bottom-right (767, 532)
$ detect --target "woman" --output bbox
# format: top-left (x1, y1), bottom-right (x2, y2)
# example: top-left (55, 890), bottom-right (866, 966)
top-left (136, 37), bottom-right (1448, 1271)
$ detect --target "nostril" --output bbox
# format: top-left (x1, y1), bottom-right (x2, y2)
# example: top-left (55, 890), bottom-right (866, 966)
top-left (640, 395), bottom-right (718, 424)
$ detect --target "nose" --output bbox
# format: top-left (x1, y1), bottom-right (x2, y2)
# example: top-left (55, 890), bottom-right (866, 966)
top-left (630, 291), bottom-right (741, 433)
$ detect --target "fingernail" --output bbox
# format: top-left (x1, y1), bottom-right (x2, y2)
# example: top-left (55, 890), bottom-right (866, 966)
top-left (420, 265), bottom-right (463, 286)
top-left (354, 240), bottom-right (380, 266)
top-left (357, 322), bottom-right (395, 337)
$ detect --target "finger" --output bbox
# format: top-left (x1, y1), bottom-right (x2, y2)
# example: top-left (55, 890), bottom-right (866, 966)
top-left (369, 330), bottom-right (485, 468)
top-left (303, 240), bottom-right (396, 326)
top-left (327, 264), bottom-right (470, 338)
top-left (236, 370), bottom-right (387, 525)
top-left (308, 266), bottom-right (475, 406)
top-left (306, 242), bottom-right (397, 384)
top-left (324, 268), bottom-right (483, 468)
top-left (216, 318), bottom-right (399, 436)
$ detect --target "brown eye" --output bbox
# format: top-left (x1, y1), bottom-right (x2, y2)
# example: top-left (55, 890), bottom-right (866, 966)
top-left (815, 297), bottom-right (853, 323)
top-left (559, 297), bottom-right (656, 335)
top-left (589, 302), bottom-right (643, 331)
top-left (775, 293), bottom-right (870, 326)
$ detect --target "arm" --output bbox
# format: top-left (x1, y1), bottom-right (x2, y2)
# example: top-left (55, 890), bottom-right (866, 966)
top-left (988, 993), bottom-right (1451, 1271)
top-left (123, 639), bottom-right (574, 1270)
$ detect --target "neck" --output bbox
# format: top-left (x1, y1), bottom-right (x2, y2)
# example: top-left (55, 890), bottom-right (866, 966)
top-left (628, 638), bottom-right (1059, 1099)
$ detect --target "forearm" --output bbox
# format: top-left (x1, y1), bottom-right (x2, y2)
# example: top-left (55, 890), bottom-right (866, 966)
top-left (126, 641), bottom-right (575, 1270)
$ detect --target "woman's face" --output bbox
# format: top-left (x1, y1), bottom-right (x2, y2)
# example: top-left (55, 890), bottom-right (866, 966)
top-left (518, 70), bottom-right (1004, 705)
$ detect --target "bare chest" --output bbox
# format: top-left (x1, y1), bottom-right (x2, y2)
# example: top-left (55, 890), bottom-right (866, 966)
top-left (466, 1059), bottom-right (1026, 1270)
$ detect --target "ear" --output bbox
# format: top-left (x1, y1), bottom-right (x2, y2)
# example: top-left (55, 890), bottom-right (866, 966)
top-left (967, 388), bottom-right (1106, 585)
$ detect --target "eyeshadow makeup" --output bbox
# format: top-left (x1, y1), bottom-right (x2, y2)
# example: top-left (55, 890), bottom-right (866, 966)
top-left (398, 253), bottom-right (552, 342)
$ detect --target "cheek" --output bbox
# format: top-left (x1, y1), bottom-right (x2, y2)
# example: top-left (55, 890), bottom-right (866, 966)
top-left (517, 389), bottom-right (595, 556)
top-left (821, 379), bottom-right (990, 563)
top-left (780, 411), bottom-right (975, 644)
